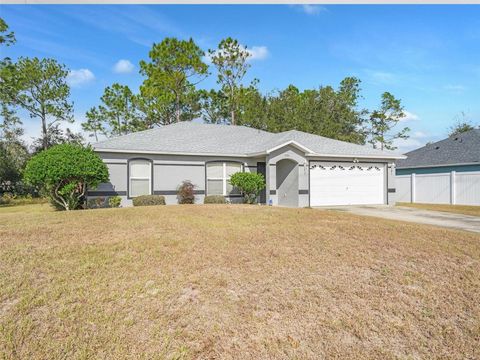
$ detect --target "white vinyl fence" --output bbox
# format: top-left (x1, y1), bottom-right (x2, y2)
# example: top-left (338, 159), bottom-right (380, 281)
top-left (396, 171), bottom-right (480, 205)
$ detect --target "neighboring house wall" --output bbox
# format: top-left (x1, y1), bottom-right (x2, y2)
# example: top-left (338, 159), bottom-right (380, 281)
top-left (396, 170), bottom-right (480, 205)
top-left (396, 164), bottom-right (480, 175)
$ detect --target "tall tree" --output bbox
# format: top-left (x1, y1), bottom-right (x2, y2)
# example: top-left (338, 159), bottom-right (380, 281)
top-left (254, 78), bottom-right (367, 144)
top-left (30, 124), bottom-right (84, 154)
top-left (0, 104), bottom-right (29, 192)
top-left (199, 89), bottom-right (229, 124)
top-left (236, 84), bottom-right (269, 129)
top-left (82, 107), bottom-right (105, 142)
top-left (1, 57), bottom-right (73, 150)
top-left (134, 92), bottom-right (177, 128)
top-left (367, 92), bottom-right (410, 150)
top-left (209, 38), bottom-right (252, 125)
top-left (0, 17), bottom-right (15, 47)
top-left (82, 83), bottom-right (144, 139)
top-left (140, 37), bottom-right (208, 124)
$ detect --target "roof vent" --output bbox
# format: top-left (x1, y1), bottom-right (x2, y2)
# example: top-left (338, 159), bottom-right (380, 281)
top-left (435, 146), bottom-right (440, 150)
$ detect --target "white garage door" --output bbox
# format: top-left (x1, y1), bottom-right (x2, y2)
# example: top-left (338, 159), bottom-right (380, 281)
top-left (310, 162), bottom-right (386, 206)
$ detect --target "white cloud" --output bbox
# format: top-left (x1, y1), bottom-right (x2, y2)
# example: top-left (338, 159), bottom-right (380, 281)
top-left (393, 129), bottom-right (439, 154)
top-left (247, 46), bottom-right (269, 61)
top-left (413, 131), bottom-right (428, 138)
top-left (443, 84), bottom-right (466, 92)
top-left (205, 44), bottom-right (269, 63)
top-left (299, 5), bottom-right (326, 15)
top-left (392, 137), bottom-right (424, 154)
top-left (113, 59), bottom-right (135, 74)
top-left (400, 111), bottom-right (420, 122)
top-left (364, 69), bottom-right (396, 84)
top-left (67, 69), bottom-right (95, 87)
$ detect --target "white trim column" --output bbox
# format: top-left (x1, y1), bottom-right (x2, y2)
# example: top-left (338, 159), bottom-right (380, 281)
top-left (451, 171), bottom-right (456, 205)
top-left (411, 173), bottom-right (416, 203)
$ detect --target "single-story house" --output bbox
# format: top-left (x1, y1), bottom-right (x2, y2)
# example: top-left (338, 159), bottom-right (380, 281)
top-left (395, 129), bottom-right (480, 205)
top-left (89, 122), bottom-right (405, 207)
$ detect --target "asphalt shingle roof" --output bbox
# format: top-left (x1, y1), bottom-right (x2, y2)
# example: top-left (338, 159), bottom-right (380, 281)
top-left (396, 129), bottom-right (480, 168)
top-left (93, 122), bottom-right (403, 159)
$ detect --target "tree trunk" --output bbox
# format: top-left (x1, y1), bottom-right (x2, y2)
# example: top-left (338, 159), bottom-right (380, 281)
top-left (231, 109), bottom-right (235, 126)
top-left (41, 112), bottom-right (48, 150)
top-left (175, 95), bottom-right (181, 123)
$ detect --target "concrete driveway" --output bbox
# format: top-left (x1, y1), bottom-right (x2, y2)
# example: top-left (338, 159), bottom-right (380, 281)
top-left (320, 205), bottom-right (480, 234)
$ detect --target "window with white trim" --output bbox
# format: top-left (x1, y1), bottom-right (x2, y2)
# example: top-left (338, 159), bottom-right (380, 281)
top-left (129, 159), bottom-right (151, 197)
top-left (206, 162), bottom-right (242, 196)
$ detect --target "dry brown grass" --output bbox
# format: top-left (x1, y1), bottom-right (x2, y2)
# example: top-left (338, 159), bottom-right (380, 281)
top-left (398, 202), bottom-right (480, 217)
top-left (1, 204), bottom-right (479, 359)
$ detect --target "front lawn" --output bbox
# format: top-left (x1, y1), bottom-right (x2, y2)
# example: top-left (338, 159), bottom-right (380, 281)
top-left (1, 204), bottom-right (479, 359)
top-left (398, 202), bottom-right (480, 217)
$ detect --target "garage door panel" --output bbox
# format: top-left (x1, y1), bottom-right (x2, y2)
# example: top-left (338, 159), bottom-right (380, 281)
top-left (310, 162), bottom-right (385, 206)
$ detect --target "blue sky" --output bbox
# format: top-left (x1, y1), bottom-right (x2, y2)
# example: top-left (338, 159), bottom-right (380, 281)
top-left (1, 5), bottom-right (479, 152)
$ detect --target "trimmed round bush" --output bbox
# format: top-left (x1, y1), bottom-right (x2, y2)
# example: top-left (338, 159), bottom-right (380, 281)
top-left (204, 195), bottom-right (226, 204)
top-left (108, 196), bottom-right (122, 208)
top-left (23, 144), bottom-right (109, 211)
top-left (229, 172), bottom-right (265, 204)
top-left (132, 195), bottom-right (166, 207)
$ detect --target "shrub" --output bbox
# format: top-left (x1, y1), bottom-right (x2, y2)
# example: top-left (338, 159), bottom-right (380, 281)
top-left (86, 197), bottom-right (107, 209)
top-left (108, 196), bottom-right (122, 208)
top-left (229, 172), bottom-right (265, 204)
top-left (0, 192), bottom-right (14, 205)
top-left (177, 180), bottom-right (196, 204)
top-left (132, 195), bottom-right (166, 207)
top-left (204, 195), bottom-right (226, 204)
top-left (24, 144), bottom-right (109, 211)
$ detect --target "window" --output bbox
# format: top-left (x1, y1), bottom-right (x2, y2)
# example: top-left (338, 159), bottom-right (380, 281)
top-left (129, 159), bottom-right (151, 197)
top-left (206, 162), bottom-right (242, 196)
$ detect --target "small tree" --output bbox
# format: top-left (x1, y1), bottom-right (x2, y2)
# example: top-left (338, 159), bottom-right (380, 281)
top-left (177, 180), bottom-right (196, 204)
top-left (24, 144), bottom-right (109, 210)
top-left (229, 172), bottom-right (265, 204)
top-left (448, 120), bottom-right (475, 136)
top-left (368, 92), bottom-right (410, 150)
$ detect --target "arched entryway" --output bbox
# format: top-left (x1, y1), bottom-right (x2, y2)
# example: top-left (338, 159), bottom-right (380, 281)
top-left (276, 159), bottom-right (299, 207)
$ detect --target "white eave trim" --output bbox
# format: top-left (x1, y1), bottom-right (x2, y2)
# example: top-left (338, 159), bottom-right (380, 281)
top-left (94, 147), bottom-right (407, 160)
top-left (305, 152), bottom-right (407, 160)
top-left (94, 148), bottom-right (253, 158)
top-left (396, 162), bottom-right (480, 169)
top-left (265, 140), bottom-right (316, 154)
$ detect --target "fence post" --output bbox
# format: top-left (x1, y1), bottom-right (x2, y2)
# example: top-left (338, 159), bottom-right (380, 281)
top-left (411, 173), bottom-right (416, 203)
top-left (451, 171), bottom-right (456, 205)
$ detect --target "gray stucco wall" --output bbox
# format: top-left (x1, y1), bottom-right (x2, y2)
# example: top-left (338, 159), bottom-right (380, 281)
top-left (387, 164), bottom-right (396, 205)
top-left (88, 152), bottom-right (263, 206)
top-left (88, 149), bottom-right (398, 207)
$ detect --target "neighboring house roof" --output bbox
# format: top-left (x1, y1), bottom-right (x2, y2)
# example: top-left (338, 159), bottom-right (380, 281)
top-left (396, 129), bottom-right (480, 169)
top-left (93, 122), bottom-right (404, 159)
